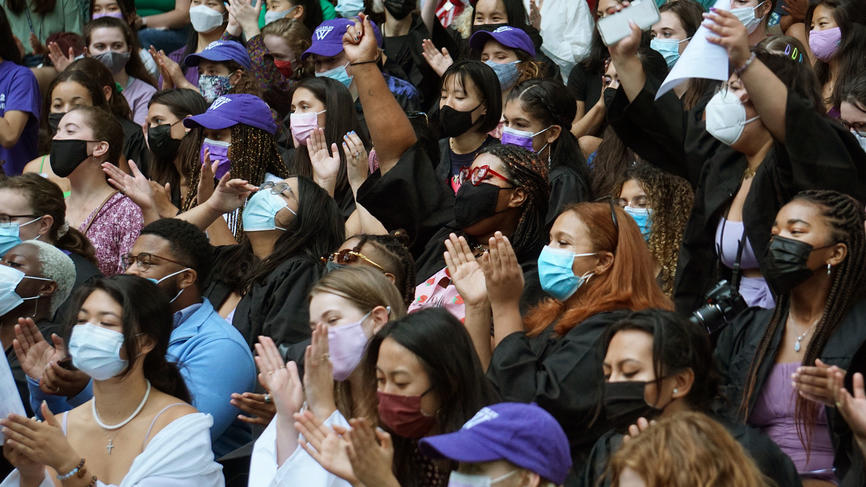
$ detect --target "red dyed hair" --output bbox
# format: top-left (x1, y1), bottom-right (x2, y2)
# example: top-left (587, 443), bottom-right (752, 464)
top-left (525, 202), bottom-right (673, 336)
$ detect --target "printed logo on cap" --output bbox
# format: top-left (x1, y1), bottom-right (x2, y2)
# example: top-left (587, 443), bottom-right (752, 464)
top-left (206, 40), bottom-right (227, 50)
top-left (493, 26), bottom-right (513, 33)
top-left (210, 96), bottom-right (232, 110)
top-left (462, 407), bottom-right (498, 430)
top-left (314, 25), bottom-right (335, 40)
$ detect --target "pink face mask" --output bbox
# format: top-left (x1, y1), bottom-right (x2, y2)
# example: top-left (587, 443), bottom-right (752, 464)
top-left (93, 11), bottom-right (124, 19)
top-left (809, 27), bottom-right (842, 62)
top-left (327, 311), bottom-right (371, 381)
top-left (290, 109), bottom-right (325, 146)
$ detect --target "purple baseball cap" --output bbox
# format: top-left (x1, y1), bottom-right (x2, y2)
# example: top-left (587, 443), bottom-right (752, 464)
top-left (184, 40), bottom-right (252, 70)
top-left (419, 403), bottom-right (571, 484)
top-left (301, 17), bottom-right (383, 61)
top-left (469, 25), bottom-right (536, 57)
top-left (183, 94), bottom-right (277, 135)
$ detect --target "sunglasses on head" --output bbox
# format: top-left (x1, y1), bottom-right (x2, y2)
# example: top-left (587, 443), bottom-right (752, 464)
top-left (326, 249), bottom-right (385, 272)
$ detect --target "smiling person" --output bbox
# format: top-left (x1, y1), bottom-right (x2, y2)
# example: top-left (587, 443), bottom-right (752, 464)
top-left (716, 190), bottom-right (866, 486)
top-left (0, 275), bottom-right (224, 486)
top-left (83, 17), bottom-right (158, 126)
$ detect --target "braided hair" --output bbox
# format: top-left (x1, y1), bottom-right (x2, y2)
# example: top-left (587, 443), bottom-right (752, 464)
top-left (350, 232), bottom-right (417, 308)
top-left (738, 190), bottom-right (866, 449)
top-left (477, 144), bottom-right (549, 258)
top-left (615, 163), bottom-right (694, 297)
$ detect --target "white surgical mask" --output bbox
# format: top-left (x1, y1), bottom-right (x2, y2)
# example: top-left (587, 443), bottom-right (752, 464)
top-left (705, 89), bottom-right (760, 146)
top-left (730, 0), bottom-right (766, 35)
top-left (448, 470), bottom-right (519, 487)
top-left (0, 265), bottom-right (47, 316)
top-left (189, 4), bottom-right (225, 33)
top-left (69, 323), bottom-right (129, 380)
top-left (146, 267), bottom-right (192, 303)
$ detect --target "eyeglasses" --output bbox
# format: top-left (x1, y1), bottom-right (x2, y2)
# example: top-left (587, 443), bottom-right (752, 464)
top-left (459, 165), bottom-right (515, 187)
top-left (326, 249), bottom-right (385, 272)
top-left (122, 252), bottom-right (190, 272)
top-left (0, 214), bottom-right (38, 225)
top-left (260, 181), bottom-right (297, 199)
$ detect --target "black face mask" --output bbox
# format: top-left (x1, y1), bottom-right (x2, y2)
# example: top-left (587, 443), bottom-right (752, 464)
top-left (439, 104), bottom-right (481, 138)
top-left (603, 381), bottom-right (664, 433)
top-left (454, 182), bottom-right (507, 229)
top-left (763, 235), bottom-right (832, 296)
top-left (471, 23), bottom-right (508, 35)
top-left (603, 87), bottom-right (618, 108)
top-left (48, 112), bottom-right (66, 134)
top-left (49, 139), bottom-right (91, 177)
top-left (384, 0), bottom-right (415, 20)
top-left (148, 124), bottom-right (182, 161)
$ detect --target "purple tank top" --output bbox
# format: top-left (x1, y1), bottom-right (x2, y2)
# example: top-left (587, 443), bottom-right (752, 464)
top-left (749, 362), bottom-right (837, 483)
top-left (715, 218), bottom-right (775, 309)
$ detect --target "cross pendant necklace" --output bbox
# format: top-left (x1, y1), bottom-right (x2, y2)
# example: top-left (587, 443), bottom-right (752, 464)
top-left (106, 439), bottom-right (115, 455)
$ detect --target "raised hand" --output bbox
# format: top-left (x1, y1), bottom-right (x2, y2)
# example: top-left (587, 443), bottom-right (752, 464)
top-left (608, 18), bottom-right (642, 63)
top-left (342, 131), bottom-right (368, 198)
top-left (703, 7), bottom-right (751, 69)
top-left (480, 232), bottom-right (524, 306)
top-left (254, 336), bottom-right (304, 419)
top-left (304, 324), bottom-right (337, 421)
top-left (203, 172), bottom-right (258, 215)
top-left (623, 417), bottom-right (655, 442)
top-left (529, 0), bottom-right (543, 30)
top-left (420, 38), bottom-right (453, 77)
top-left (294, 410), bottom-right (359, 484)
top-left (102, 160), bottom-right (155, 211)
top-left (148, 180), bottom-right (179, 218)
top-left (229, 392), bottom-right (276, 425)
top-left (342, 14), bottom-right (380, 66)
top-left (793, 359), bottom-right (843, 407)
top-left (226, 0), bottom-right (262, 37)
top-left (39, 361), bottom-right (89, 397)
top-left (443, 233), bottom-right (488, 307)
top-left (47, 42), bottom-right (75, 72)
top-left (12, 318), bottom-right (66, 382)
top-left (196, 153), bottom-right (219, 205)
top-left (346, 418), bottom-right (399, 487)
top-left (0, 403), bottom-right (79, 474)
top-left (308, 128), bottom-right (341, 197)
top-left (832, 370), bottom-right (866, 440)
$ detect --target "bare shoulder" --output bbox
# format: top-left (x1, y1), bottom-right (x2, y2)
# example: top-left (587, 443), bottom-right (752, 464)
top-left (142, 391), bottom-right (200, 441)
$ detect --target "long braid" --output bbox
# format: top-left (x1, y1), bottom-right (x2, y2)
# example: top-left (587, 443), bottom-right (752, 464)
top-left (477, 144), bottom-right (549, 259)
top-left (738, 190), bottom-right (866, 452)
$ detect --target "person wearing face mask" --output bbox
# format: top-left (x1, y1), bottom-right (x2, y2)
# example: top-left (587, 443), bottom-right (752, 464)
top-left (83, 0), bottom-right (159, 80)
top-left (1, 275), bottom-right (225, 486)
top-left (840, 78), bottom-right (866, 153)
top-left (83, 17), bottom-right (158, 126)
top-left (805, 0), bottom-right (866, 117)
top-left (608, 15), bottom-right (866, 313)
top-left (420, 402), bottom-right (571, 487)
top-left (293, 307), bottom-right (499, 487)
top-left (179, 40), bottom-right (254, 103)
top-left (614, 163), bottom-right (693, 298)
top-left (52, 106), bottom-right (143, 277)
top-left (583, 309), bottom-right (801, 487)
top-left (716, 190), bottom-right (866, 487)
top-left (0, 241), bottom-right (74, 419)
top-left (161, 0), bottom-right (230, 88)
top-left (460, 0), bottom-right (542, 60)
top-left (461, 202), bottom-right (671, 477)
top-left (503, 79), bottom-right (591, 226)
top-left (436, 60), bottom-right (502, 195)
top-left (249, 266), bottom-right (405, 486)
top-left (414, 145), bottom-right (549, 325)
top-left (325, 233), bottom-right (416, 307)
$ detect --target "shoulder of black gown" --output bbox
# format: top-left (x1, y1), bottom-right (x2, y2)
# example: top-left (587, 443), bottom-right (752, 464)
top-left (119, 117), bottom-right (152, 177)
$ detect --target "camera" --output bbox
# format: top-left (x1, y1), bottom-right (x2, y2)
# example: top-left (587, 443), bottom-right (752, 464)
top-left (690, 280), bottom-right (747, 334)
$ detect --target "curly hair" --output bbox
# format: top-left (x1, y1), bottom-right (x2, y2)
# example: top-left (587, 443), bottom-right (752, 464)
top-left (348, 232), bottom-right (417, 308)
top-left (139, 218), bottom-right (215, 285)
top-left (615, 163), bottom-right (694, 297)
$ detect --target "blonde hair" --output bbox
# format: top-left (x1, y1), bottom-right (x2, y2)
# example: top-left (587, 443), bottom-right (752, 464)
top-left (607, 411), bottom-right (774, 487)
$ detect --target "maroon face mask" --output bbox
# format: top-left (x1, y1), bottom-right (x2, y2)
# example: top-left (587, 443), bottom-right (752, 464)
top-left (376, 390), bottom-right (437, 439)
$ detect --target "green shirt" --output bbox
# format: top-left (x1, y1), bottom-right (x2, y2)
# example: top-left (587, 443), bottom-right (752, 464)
top-left (1, 0), bottom-right (83, 55)
top-left (136, 0), bottom-right (175, 18)
top-left (258, 0), bottom-right (337, 28)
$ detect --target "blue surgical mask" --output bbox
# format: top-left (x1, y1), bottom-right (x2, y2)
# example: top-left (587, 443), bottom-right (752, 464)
top-left (242, 188), bottom-right (297, 232)
top-left (316, 63), bottom-right (353, 88)
top-left (649, 37), bottom-right (687, 68)
top-left (730, 0), bottom-right (766, 35)
top-left (199, 74), bottom-right (232, 104)
top-left (0, 217), bottom-right (41, 256)
top-left (69, 322), bottom-right (128, 381)
top-left (146, 267), bottom-right (191, 303)
top-left (537, 245), bottom-right (596, 301)
top-left (500, 126), bottom-right (551, 152)
top-left (0, 265), bottom-right (47, 316)
top-left (484, 60), bottom-right (520, 91)
top-left (447, 470), bottom-right (519, 487)
top-left (624, 206), bottom-right (653, 241)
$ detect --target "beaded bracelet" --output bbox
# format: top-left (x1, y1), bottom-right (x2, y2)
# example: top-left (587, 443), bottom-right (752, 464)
top-left (349, 56), bottom-right (381, 66)
top-left (56, 459), bottom-right (85, 480)
top-left (734, 52), bottom-right (756, 76)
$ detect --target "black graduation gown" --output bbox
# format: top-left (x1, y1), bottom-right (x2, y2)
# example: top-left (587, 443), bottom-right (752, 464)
top-left (52, 252), bottom-right (102, 323)
top-left (356, 144), bottom-right (454, 259)
top-left (567, 62), bottom-right (603, 112)
top-left (547, 163), bottom-right (591, 227)
top-left (119, 116), bottom-right (151, 177)
top-left (714, 300), bottom-right (866, 486)
top-left (609, 79), bottom-right (866, 313)
top-left (230, 254), bottom-right (323, 352)
top-left (486, 310), bottom-right (629, 474)
top-left (582, 416), bottom-right (802, 487)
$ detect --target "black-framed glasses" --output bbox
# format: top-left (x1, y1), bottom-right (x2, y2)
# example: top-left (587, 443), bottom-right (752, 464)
top-left (260, 181), bottom-right (297, 199)
top-left (122, 252), bottom-right (190, 271)
top-left (0, 214), bottom-right (38, 225)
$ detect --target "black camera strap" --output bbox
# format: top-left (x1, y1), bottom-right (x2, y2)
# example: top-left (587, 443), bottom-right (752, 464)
top-left (717, 206), bottom-right (745, 291)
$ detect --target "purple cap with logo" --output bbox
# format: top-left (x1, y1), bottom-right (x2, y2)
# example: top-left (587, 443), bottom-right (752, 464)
top-left (301, 17), bottom-right (382, 61)
top-left (469, 25), bottom-right (536, 57)
top-left (184, 40), bottom-right (252, 70)
top-left (419, 402), bottom-right (571, 484)
top-left (183, 94), bottom-right (276, 135)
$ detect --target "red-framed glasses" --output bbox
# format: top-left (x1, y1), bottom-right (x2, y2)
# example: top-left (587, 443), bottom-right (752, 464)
top-left (459, 165), bottom-right (515, 187)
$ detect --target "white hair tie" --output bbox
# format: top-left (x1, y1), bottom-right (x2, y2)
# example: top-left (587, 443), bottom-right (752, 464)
top-left (58, 221), bottom-right (69, 237)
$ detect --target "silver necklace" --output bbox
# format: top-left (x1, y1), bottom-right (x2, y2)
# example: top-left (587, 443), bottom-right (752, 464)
top-left (92, 380), bottom-right (151, 454)
top-left (794, 321), bottom-right (819, 353)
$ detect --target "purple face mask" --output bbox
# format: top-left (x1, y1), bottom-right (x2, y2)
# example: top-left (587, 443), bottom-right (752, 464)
top-left (327, 310), bottom-right (372, 381)
top-left (93, 11), bottom-right (124, 19)
top-left (809, 27), bottom-right (841, 62)
top-left (200, 138), bottom-right (231, 179)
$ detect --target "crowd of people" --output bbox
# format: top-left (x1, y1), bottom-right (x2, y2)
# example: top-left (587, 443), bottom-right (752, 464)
top-left (0, 0), bottom-right (866, 485)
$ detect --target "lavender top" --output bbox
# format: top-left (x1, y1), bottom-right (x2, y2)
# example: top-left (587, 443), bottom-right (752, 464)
top-left (123, 77), bottom-right (157, 126)
top-left (79, 192), bottom-right (143, 276)
top-left (167, 47), bottom-right (201, 88)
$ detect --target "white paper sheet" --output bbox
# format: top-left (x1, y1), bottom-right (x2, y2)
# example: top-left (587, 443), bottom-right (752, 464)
top-left (655, 0), bottom-right (731, 100)
top-left (0, 351), bottom-right (26, 444)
